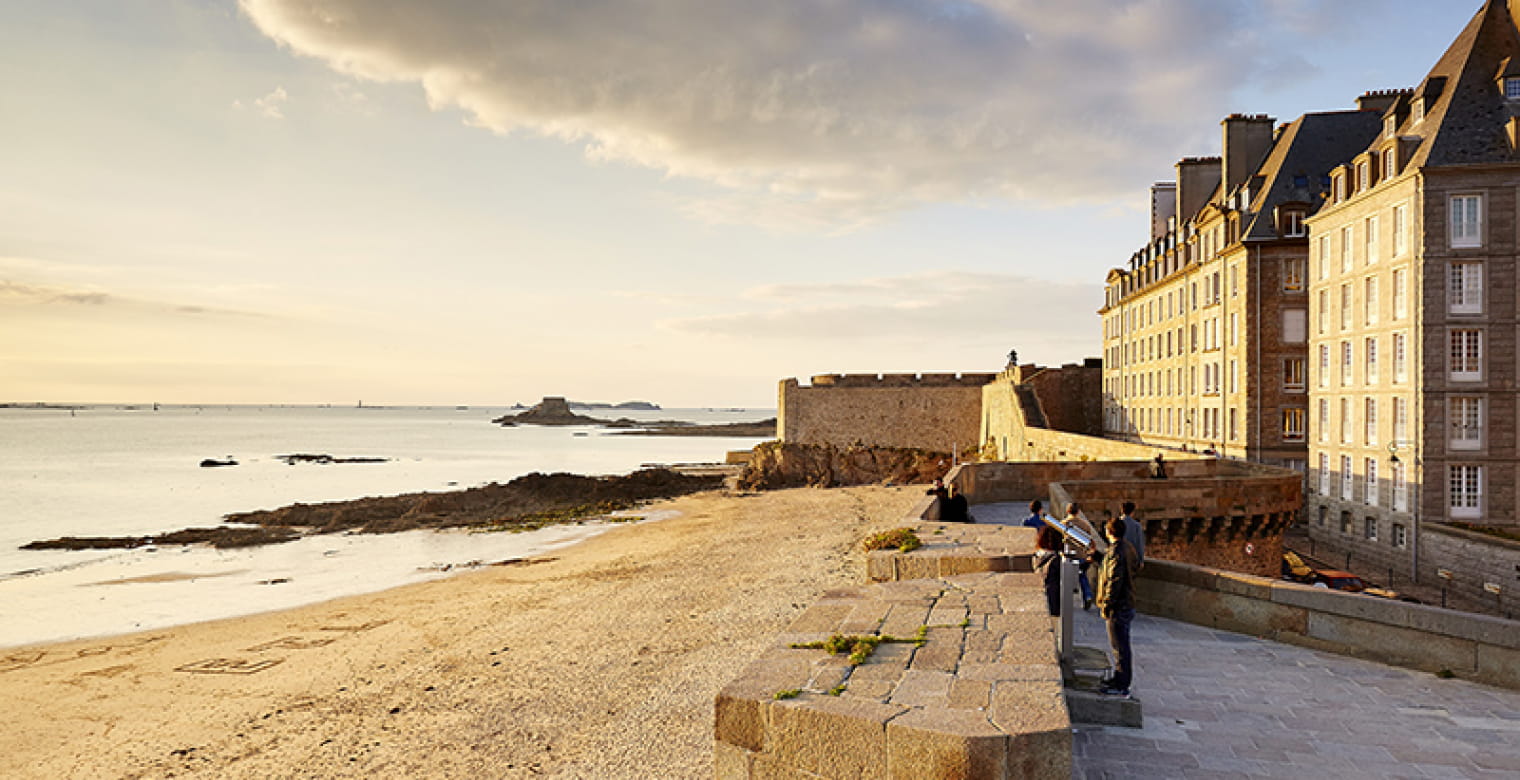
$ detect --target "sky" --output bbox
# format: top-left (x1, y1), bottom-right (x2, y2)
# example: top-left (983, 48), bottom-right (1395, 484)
top-left (0, 0), bottom-right (1486, 407)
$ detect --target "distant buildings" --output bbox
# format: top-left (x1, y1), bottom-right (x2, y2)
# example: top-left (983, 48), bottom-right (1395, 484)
top-left (1104, 0), bottom-right (1520, 587)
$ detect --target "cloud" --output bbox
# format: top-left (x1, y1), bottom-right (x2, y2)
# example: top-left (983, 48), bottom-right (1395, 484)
top-left (0, 280), bottom-right (268, 319)
top-left (234, 85), bottom-right (289, 119)
top-left (661, 271), bottom-right (1099, 358)
top-left (239, 0), bottom-right (1362, 227)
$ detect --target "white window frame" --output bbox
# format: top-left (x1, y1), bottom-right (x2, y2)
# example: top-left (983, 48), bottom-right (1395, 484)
top-left (1393, 396), bottom-right (1409, 443)
top-left (1283, 408), bottom-right (1305, 442)
top-left (1393, 332), bottom-right (1408, 383)
top-left (1392, 204), bottom-right (1409, 257)
top-left (1340, 283), bottom-right (1352, 330)
top-left (1364, 276), bottom-right (1379, 325)
top-left (1319, 453), bottom-right (1331, 495)
top-left (1318, 235), bottom-right (1331, 280)
top-left (1318, 398), bottom-right (1330, 442)
top-left (1365, 337), bottom-right (1379, 384)
top-left (1449, 262), bottom-right (1484, 315)
top-left (1341, 455), bottom-right (1355, 501)
top-left (1365, 458), bottom-right (1379, 507)
top-left (1285, 358), bottom-right (1306, 392)
top-left (1450, 396), bottom-right (1484, 451)
top-left (1450, 194), bottom-right (1484, 249)
top-left (1342, 226), bottom-right (1355, 271)
top-left (1449, 329), bottom-right (1483, 382)
top-left (1341, 397), bottom-right (1353, 444)
top-left (1392, 461), bottom-right (1409, 512)
top-left (1318, 344), bottom-right (1330, 388)
top-left (1449, 465), bottom-right (1483, 519)
top-left (1284, 257), bottom-right (1306, 291)
top-left (1365, 215), bottom-right (1379, 264)
top-left (1365, 514), bottom-right (1379, 540)
top-left (1392, 268), bottom-right (1407, 320)
top-left (1364, 397), bottom-right (1378, 447)
top-left (1316, 289), bottom-right (1328, 335)
top-left (1341, 341), bottom-right (1354, 386)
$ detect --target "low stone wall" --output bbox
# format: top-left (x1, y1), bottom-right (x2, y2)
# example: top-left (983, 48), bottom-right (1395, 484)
top-left (1417, 524), bottom-right (1520, 619)
top-left (1138, 559), bottom-right (1520, 691)
top-left (865, 522), bottom-right (1036, 583)
top-left (715, 574), bottom-right (1071, 779)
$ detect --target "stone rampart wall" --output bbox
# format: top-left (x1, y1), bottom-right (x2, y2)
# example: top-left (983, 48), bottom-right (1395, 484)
top-left (1138, 559), bottom-right (1520, 691)
top-left (1417, 525), bottom-right (1520, 620)
top-left (779, 376), bottom-right (992, 451)
top-left (1024, 363), bottom-right (1103, 436)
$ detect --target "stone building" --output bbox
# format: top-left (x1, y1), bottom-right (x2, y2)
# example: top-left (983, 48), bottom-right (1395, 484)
top-left (1305, 0), bottom-right (1520, 578)
top-left (1099, 111), bottom-right (1381, 467)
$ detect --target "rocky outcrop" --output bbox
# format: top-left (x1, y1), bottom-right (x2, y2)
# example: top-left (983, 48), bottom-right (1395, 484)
top-left (23, 469), bottom-right (723, 550)
top-left (611, 418), bottom-right (777, 437)
top-left (493, 397), bottom-right (608, 426)
top-left (736, 441), bottom-right (951, 490)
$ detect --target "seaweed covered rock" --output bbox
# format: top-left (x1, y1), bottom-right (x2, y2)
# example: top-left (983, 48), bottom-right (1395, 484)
top-left (736, 441), bottom-right (950, 490)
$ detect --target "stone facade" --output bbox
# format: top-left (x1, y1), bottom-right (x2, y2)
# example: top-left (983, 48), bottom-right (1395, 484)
top-left (979, 361), bottom-right (1103, 461)
top-left (779, 374), bottom-right (994, 453)
top-left (1303, 1), bottom-right (1520, 591)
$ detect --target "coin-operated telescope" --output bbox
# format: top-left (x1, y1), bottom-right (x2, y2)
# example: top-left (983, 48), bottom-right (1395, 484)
top-left (1041, 513), bottom-right (1093, 553)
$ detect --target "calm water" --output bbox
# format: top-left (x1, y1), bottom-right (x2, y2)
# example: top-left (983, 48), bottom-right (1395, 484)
top-left (0, 405), bottom-right (771, 647)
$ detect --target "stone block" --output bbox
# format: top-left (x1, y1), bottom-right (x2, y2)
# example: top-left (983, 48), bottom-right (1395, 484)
top-left (1305, 611), bottom-right (1476, 675)
top-left (1005, 724), bottom-right (1073, 780)
top-left (749, 752), bottom-right (829, 780)
top-left (839, 602), bottom-right (893, 635)
top-left (1405, 606), bottom-right (1520, 649)
top-left (1475, 642), bottom-right (1520, 689)
top-left (987, 679), bottom-right (1068, 736)
top-left (880, 604), bottom-right (932, 638)
top-left (894, 553), bottom-right (938, 581)
top-left (888, 669), bottom-right (954, 708)
top-left (788, 604), bottom-right (854, 634)
top-left (1064, 688), bottom-right (1143, 728)
top-left (910, 630), bottom-right (963, 673)
top-left (765, 696), bottom-right (906, 779)
top-left (947, 678), bottom-right (992, 710)
top-left (938, 554), bottom-right (1008, 576)
top-left (1269, 581), bottom-right (1411, 626)
top-left (958, 663), bottom-right (1061, 684)
top-left (1214, 569), bottom-right (1274, 600)
top-left (714, 739), bottom-right (753, 779)
top-left (885, 709), bottom-right (1008, 779)
top-left (926, 604), bottom-right (970, 627)
top-left (717, 655), bottom-right (814, 752)
top-left (1210, 591), bottom-right (1308, 638)
top-left (867, 551), bottom-right (896, 583)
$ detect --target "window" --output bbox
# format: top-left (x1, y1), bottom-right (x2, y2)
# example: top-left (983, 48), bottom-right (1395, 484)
top-left (1342, 226), bottom-right (1355, 271)
top-left (1414, 99), bottom-right (1425, 125)
top-left (1340, 510), bottom-right (1353, 535)
top-left (1318, 344), bottom-right (1330, 388)
top-left (1319, 504), bottom-right (1329, 525)
top-left (1282, 210), bottom-right (1306, 238)
top-left (1285, 358), bottom-right (1306, 391)
top-left (1341, 341), bottom-right (1354, 386)
top-left (1449, 465), bottom-right (1483, 519)
top-left (1451, 396), bottom-right (1483, 450)
top-left (1340, 284), bottom-right (1352, 330)
top-left (1283, 408), bottom-right (1305, 442)
top-left (1341, 397), bottom-right (1353, 444)
top-left (1383, 148), bottom-right (1398, 180)
top-left (1230, 359), bottom-right (1238, 394)
top-left (1318, 399), bottom-right (1330, 442)
top-left (1393, 397), bottom-right (1409, 443)
top-left (1230, 408), bottom-right (1239, 441)
top-left (1365, 216), bottom-right (1380, 264)
top-left (1365, 397), bottom-right (1378, 446)
top-left (1450, 262), bottom-right (1484, 315)
top-left (1341, 455), bottom-right (1355, 501)
top-left (1283, 309), bottom-right (1306, 344)
top-left (1392, 523), bottom-right (1407, 548)
top-left (1365, 459), bottom-right (1379, 507)
top-left (1392, 268), bottom-right (1407, 320)
top-left (1450, 329), bottom-right (1483, 381)
top-left (1507, 77), bottom-right (1520, 100)
top-left (1319, 453), bottom-right (1331, 495)
top-left (1393, 332), bottom-right (1408, 383)
top-left (1230, 266), bottom-right (1238, 298)
top-left (1316, 289), bottom-right (1328, 335)
top-left (1393, 204), bottom-right (1409, 257)
top-left (1318, 235), bottom-right (1331, 280)
top-left (1392, 460), bottom-right (1409, 512)
top-left (1365, 337), bottom-right (1379, 384)
top-left (1364, 277), bottom-right (1379, 325)
top-left (1364, 515), bottom-right (1378, 539)
top-left (1230, 313), bottom-right (1237, 347)
top-left (1451, 195), bottom-right (1484, 248)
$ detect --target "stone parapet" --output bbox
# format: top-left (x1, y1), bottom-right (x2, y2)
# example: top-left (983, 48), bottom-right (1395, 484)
top-left (866, 522), bottom-right (1037, 584)
top-left (1138, 559), bottom-right (1520, 691)
top-left (715, 574), bottom-right (1072, 779)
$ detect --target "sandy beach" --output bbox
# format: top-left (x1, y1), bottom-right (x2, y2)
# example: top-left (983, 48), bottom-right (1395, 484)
top-left (0, 485), bottom-right (919, 779)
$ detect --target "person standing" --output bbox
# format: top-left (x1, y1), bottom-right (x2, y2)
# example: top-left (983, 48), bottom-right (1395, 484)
top-left (1149, 454), bottom-right (1168, 479)
top-left (1033, 520), bottom-right (1064, 616)
top-left (942, 485), bottom-right (972, 523)
top-left (1064, 503), bottom-right (1104, 610)
top-left (1096, 515), bottom-right (1139, 697)
top-left (1119, 501), bottom-right (1145, 570)
top-left (1021, 500), bottom-right (1045, 529)
top-left (925, 478), bottom-right (948, 522)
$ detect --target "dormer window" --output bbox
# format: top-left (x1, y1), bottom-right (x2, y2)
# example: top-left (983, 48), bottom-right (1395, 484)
top-left (1384, 114), bottom-right (1397, 138)
top-left (1357, 161), bottom-right (1371, 191)
top-left (1383, 147), bottom-right (1398, 179)
top-left (1333, 172), bottom-right (1347, 202)
top-left (1279, 208), bottom-right (1306, 238)
top-left (1413, 99), bottom-right (1425, 125)
top-left (1506, 77), bottom-right (1520, 100)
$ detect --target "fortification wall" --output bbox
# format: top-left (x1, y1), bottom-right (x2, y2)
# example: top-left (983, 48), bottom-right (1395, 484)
top-left (980, 362), bottom-right (1104, 459)
top-left (1024, 362), bottom-right (1103, 436)
top-left (779, 374), bottom-right (994, 452)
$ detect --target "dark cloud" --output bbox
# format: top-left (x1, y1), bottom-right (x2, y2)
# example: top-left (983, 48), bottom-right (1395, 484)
top-left (240, 0), bottom-right (1357, 226)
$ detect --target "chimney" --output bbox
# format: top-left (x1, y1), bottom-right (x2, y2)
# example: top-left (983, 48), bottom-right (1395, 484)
top-left (1175, 157), bottom-right (1220, 222)
top-left (1357, 88), bottom-right (1412, 115)
top-left (1150, 182), bottom-right (1177, 242)
top-left (1221, 114), bottom-right (1276, 194)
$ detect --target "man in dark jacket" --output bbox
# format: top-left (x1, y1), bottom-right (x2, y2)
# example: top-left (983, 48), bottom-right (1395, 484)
top-left (1095, 515), bottom-right (1139, 697)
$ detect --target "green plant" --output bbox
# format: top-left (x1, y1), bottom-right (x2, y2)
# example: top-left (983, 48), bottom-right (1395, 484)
top-left (861, 528), bottom-right (921, 553)
top-left (827, 684), bottom-right (846, 696)
top-left (774, 689), bottom-right (800, 700)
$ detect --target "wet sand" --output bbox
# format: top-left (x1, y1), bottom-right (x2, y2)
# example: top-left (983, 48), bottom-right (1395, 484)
top-left (0, 485), bottom-right (919, 779)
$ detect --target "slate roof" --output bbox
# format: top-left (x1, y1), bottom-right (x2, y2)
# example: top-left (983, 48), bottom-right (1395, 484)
top-left (1240, 111), bottom-right (1383, 241)
top-left (1395, 0), bottom-right (1520, 168)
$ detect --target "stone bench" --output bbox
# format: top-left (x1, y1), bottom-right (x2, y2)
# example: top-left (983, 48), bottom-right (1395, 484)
top-left (866, 522), bottom-right (1037, 583)
top-left (715, 573), bottom-right (1071, 779)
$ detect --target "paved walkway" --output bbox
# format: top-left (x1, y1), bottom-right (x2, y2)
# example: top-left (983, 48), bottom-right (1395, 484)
top-left (1069, 607), bottom-right (1520, 779)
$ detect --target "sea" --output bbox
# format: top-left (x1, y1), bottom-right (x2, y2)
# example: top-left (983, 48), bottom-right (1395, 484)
top-left (0, 404), bottom-right (772, 649)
